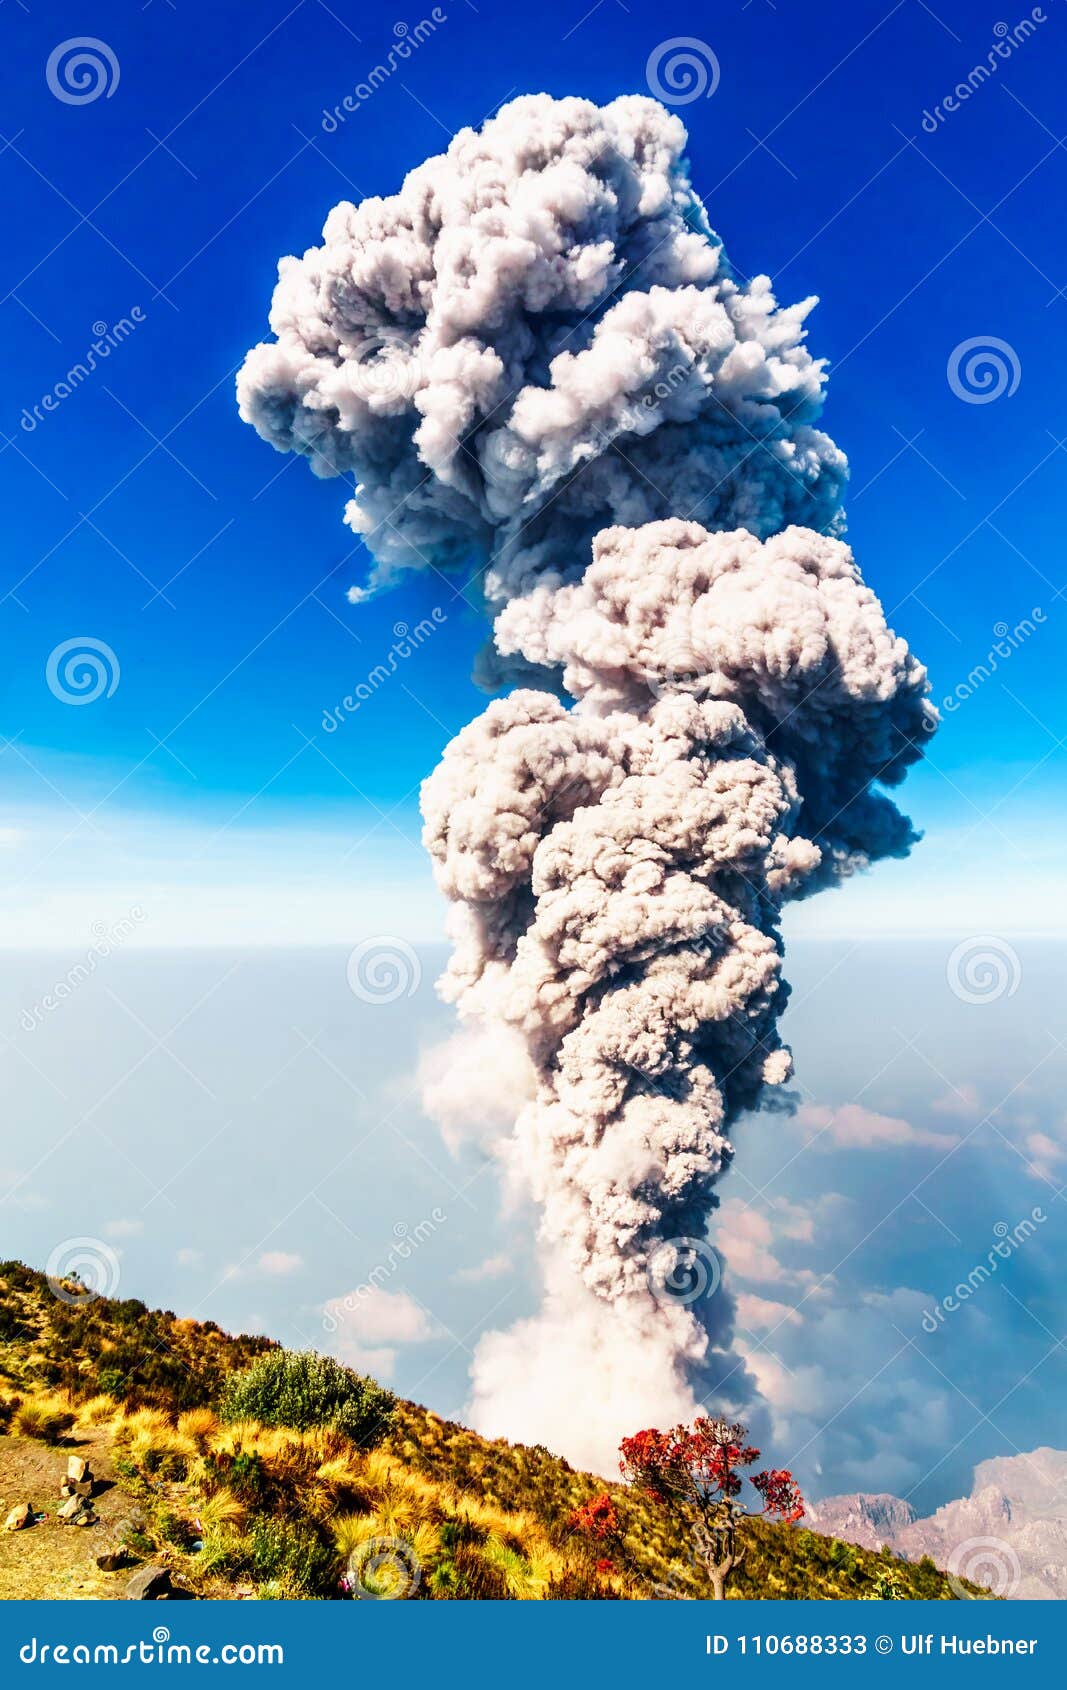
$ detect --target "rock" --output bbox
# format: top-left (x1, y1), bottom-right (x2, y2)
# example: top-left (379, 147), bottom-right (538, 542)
top-left (60, 1480), bottom-right (94, 1500)
top-left (4, 1504), bottom-right (31, 1532)
top-left (96, 1546), bottom-right (130, 1572)
top-left (807, 1493), bottom-right (918, 1551)
top-left (66, 1457), bottom-right (90, 1484)
top-left (125, 1565), bottom-right (172, 1601)
top-left (56, 1500), bottom-right (91, 1527)
top-left (813, 1447), bottom-right (1067, 1600)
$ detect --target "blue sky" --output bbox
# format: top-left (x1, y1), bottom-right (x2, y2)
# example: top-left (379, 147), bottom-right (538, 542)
top-left (2, 0), bottom-right (1066, 1507)
top-left (2, 0), bottom-right (1065, 943)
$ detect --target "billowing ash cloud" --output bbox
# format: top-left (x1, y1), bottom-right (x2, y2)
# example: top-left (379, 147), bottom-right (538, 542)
top-left (421, 522), bottom-right (932, 1466)
top-left (238, 93), bottom-right (933, 1474)
top-left (237, 92), bottom-right (845, 627)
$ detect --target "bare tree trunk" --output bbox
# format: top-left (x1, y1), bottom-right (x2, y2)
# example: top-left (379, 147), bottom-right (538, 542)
top-left (696, 1520), bottom-right (746, 1600)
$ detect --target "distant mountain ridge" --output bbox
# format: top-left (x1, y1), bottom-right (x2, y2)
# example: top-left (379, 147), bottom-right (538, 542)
top-left (810, 1449), bottom-right (1067, 1599)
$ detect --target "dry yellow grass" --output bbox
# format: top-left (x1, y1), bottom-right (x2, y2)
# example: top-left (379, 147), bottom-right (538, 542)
top-left (12, 1394), bottom-right (75, 1444)
top-left (177, 1407), bottom-right (219, 1443)
top-left (74, 1394), bottom-right (120, 1428)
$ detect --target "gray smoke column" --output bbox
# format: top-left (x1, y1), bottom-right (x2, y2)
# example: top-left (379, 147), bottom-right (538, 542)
top-left (237, 94), bottom-right (845, 627)
top-left (238, 94), bottom-right (935, 1471)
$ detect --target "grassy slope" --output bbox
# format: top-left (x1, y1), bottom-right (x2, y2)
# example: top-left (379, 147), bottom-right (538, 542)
top-left (0, 1263), bottom-right (974, 1601)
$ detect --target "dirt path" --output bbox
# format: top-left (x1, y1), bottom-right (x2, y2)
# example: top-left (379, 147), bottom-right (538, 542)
top-left (0, 1430), bottom-right (136, 1600)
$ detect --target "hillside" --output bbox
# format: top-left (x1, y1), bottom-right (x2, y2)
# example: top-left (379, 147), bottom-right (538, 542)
top-left (0, 1262), bottom-right (979, 1601)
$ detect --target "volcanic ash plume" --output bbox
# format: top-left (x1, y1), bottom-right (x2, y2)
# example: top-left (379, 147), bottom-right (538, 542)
top-left (421, 521), bottom-right (932, 1465)
top-left (236, 92), bottom-right (845, 633)
top-left (237, 93), bottom-right (934, 1471)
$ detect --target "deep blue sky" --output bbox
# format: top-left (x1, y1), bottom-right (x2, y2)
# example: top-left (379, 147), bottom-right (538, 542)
top-left (2, 0), bottom-right (1066, 1512)
top-left (1, 0), bottom-right (1065, 944)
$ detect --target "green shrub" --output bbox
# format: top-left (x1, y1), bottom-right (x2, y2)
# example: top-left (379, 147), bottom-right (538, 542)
top-left (829, 1537), bottom-right (859, 1576)
top-left (245, 1518), bottom-right (337, 1596)
top-left (156, 1507), bottom-right (198, 1550)
top-left (203, 1446), bottom-right (269, 1506)
top-left (218, 1350), bottom-right (394, 1447)
top-left (0, 1303), bottom-right (30, 1342)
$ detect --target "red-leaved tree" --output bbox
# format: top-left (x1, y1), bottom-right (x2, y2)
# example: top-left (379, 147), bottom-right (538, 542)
top-left (619, 1417), bottom-right (803, 1599)
top-left (566, 1492), bottom-right (621, 1575)
top-left (567, 1492), bottom-right (619, 1540)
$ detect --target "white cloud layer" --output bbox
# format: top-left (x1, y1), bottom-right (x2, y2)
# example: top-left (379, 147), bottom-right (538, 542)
top-left (323, 1286), bottom-right (437, 1379)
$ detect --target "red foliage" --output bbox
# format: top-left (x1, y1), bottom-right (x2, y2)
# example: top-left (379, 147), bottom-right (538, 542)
top-left (619, 1416), bottom-right (804, 1524)
top-left (752, 1467), bottom-right (805, 1524)
top-left (568, 1491), bottom-right (620, 1540)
